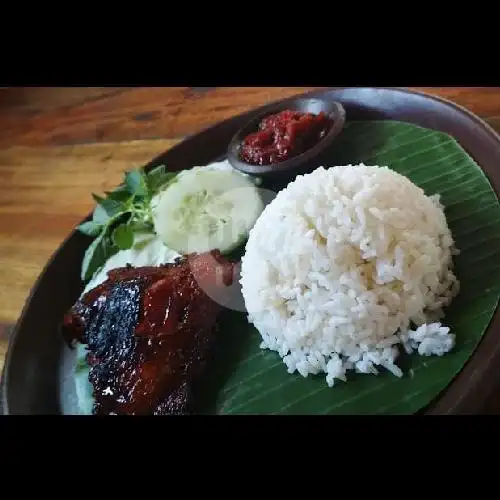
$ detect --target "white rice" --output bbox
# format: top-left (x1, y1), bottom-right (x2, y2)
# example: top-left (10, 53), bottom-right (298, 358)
top-left (240, 164), bottom-right (460, 386)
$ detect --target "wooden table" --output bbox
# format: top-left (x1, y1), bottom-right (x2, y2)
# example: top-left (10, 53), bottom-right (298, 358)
top-left (1, 86), bottom-right (500, 412)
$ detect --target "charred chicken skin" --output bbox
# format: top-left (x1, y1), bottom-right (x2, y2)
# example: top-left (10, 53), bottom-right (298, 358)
top-left (61, 250), bottom-right (236, 415)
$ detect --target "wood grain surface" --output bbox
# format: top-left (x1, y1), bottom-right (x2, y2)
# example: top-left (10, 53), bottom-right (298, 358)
top-left (1, 86), bottom-right (500, 412)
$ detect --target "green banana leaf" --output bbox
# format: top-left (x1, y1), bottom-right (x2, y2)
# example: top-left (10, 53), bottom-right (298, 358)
top-left (203, 120), bottom-right (500, 415)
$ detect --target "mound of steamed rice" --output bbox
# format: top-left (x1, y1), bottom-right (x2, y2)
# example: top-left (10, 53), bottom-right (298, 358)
top-left (240, 164), bottom-right (460, 387)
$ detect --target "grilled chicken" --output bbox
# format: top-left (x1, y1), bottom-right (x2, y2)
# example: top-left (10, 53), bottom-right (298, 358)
top-left (61, 251), bottom-right (236, 415)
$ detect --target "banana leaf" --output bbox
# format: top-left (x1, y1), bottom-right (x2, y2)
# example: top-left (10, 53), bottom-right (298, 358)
top-left (204, 120), bottom-right (500, 415)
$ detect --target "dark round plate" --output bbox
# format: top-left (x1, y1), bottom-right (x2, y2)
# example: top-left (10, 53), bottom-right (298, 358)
top-left (4, 87), bottom-right (500, 415)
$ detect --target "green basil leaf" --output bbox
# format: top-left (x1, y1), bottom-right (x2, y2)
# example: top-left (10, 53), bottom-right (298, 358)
top-left (147, 165), bottom-right (166, 176)
top-left (81, 164), bottom-right (182, 284)
top-left (81, 231), bottom-right (117, 282)
top-left (81, 232), bottom-right (106, 282)
top-left (105, 184), bottom-right (133, 204)
top-left (77, 221), bottom-right (102, 237)
top-left (125, 169), bottom-right (148, 197)
top-left (147, 165), bottom-right (177, 194)
top-left (112, 224), bottom-right (135, 250)
top-left (146, 164), bottom-right (166, 186)
top-left (92, 193), bottom-right (125, 217)
top-left (92, 204), bottom-right (110, 224)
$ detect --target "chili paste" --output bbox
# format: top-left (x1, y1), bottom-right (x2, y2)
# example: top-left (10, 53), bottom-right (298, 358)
top-left (239, 109), bottom-right (333, 166)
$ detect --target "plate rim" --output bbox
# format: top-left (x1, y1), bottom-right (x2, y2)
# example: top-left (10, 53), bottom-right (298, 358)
top-left (3, 86), bottom-right (500, 415)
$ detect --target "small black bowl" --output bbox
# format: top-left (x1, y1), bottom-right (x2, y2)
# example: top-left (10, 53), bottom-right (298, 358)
top-left (227, 97), bottom-right (346, 178)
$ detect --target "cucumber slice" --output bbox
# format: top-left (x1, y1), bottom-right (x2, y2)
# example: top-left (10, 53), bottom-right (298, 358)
top-left (74, 343), bottom-right (94, 415)
top-left (152, 167), bottom-right (264, 255)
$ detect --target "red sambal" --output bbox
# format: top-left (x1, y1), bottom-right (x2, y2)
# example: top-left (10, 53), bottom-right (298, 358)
top-left (239, 109), bottom-right (333, 166)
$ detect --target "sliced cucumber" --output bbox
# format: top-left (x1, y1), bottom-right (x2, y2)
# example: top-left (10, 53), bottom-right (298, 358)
top-left (152, 167), bottom-right (264, 255)
top-left (74, 343), bottom-right (94, 415)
